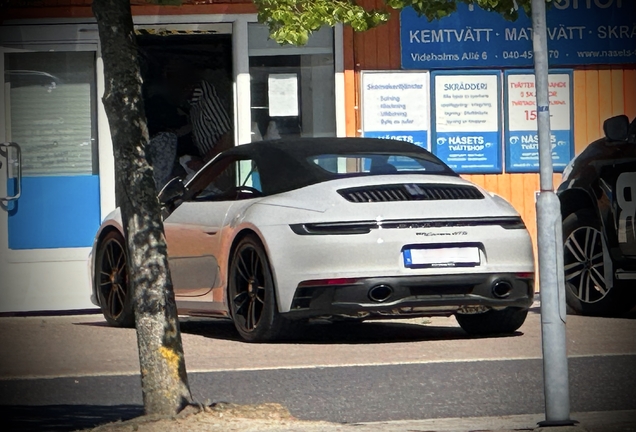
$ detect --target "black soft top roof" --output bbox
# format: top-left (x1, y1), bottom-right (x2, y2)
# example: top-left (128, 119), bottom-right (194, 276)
top-left (223, 137), bottom-right (436, 159)
top-left (215, 137), bottom-right (454, 195)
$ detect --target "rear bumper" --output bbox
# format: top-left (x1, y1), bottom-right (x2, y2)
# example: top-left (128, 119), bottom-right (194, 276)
top-left (283, 272), bottom-right (534, 320)
top-left (259, 218), bottom-right (534, 313)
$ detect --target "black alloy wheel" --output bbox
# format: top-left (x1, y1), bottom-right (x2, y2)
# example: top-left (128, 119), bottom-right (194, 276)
top-left (228, 235), bottom-right (293, 342)
top-left (563, 209), bottom-right (636, 316)
top-left (96, 230), bottom-right (134, 327)
top-left (455, 307), bottom-right (528, 336)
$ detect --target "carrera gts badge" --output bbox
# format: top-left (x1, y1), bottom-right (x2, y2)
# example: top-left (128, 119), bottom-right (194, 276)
top-left (416, 231), bottom-right (468, 236)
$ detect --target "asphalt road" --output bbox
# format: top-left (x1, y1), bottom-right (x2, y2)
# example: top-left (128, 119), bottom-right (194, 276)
top-left (2, 355), bottom-right (636, 431)
top-left (1, 303), bottom-right (636, 431)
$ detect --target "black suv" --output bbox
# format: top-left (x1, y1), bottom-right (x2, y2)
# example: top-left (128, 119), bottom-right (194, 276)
top-left (557, 115), bottom-right (636, 316)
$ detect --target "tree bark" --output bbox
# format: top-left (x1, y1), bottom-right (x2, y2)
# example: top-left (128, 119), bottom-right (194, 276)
top-left (92, 0), bottom-right (191, 415)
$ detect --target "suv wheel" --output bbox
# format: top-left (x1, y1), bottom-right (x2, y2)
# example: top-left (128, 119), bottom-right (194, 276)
top-left (563, 209), bottom-right (636, 316)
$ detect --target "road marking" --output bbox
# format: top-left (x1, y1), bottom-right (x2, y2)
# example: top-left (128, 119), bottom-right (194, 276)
top-left (188, 351), bottom-right (636, 373)
top-left (2, 352), bottom-right (634, 381)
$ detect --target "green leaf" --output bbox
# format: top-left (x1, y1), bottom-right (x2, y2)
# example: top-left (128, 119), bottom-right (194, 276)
top-left (253, 0), bottom-right (550, 45)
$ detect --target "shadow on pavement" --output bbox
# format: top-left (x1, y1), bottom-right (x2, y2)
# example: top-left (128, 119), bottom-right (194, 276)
top-left (178, 318), bottom-right (523, 344)
top-left (528, 301), bottom-right (636, 319)
top-left (529, 306), bottom-right (636, 320)
top-left (74, 321), bottom-right (112, 327)
top-left (0, 404), bottom-right (143, 432)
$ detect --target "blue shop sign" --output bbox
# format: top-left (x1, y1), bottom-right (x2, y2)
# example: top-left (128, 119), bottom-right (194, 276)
top-left (504, 70), bottom-right (574, 173)
top-left (401, 1), bottom-right (636, 69)
top-left (360, 71), bottom-right (431, 156)
top-left (363, 131), bottom-right (428, 148)
top-left (431, 71), bottom-right (502, 174)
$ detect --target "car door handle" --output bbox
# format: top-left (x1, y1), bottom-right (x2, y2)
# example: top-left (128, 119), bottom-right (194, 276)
top-left (189, 224), bottom-right (219, 236)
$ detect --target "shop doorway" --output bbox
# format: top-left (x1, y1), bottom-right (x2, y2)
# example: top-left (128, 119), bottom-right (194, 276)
top-left (136, 31), bottom-right (234, 189)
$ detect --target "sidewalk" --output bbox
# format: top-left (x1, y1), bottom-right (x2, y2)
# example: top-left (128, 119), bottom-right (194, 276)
top-left (85, 409), bottom-right (636, 432)
top-left (327, 410), bottom-right (636, 432)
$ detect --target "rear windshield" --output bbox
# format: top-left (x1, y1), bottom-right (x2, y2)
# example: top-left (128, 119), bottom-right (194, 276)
top-left (307, 152), bottom-right (452, 177)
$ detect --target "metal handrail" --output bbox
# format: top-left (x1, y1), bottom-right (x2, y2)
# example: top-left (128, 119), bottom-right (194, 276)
top-left (1, 142), bottom-right (22, 203)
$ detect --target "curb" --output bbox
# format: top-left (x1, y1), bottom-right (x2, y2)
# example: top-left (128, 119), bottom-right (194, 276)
top-left (272, 410), bottom-right (636, 432)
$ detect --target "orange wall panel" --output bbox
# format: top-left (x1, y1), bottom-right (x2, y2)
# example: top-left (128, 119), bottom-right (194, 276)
top-left (598, 70), bottom-right (613, 125)
top-left (352, 0), bottom-right (401, 70)
top-left (484, 173), bottom-right (499, 195)
top-left (374, 15), bottom-right (392, 70)
top-left (510, 174), bottom-right (534, 224)
top-left (572, 67), bottom-right (635, 154)
top-left (497, 173), bottom-right (512, 203)
top-left (573, 70), bottom-right (589, 154)
top-left (624, 69), bottom-right (636, 120)
top-left (610, 69), bottom-right (625, 118)
top-left (387, 9), bottom-right (401, 69)
top-left (584, 70), bottom-right (602, 143)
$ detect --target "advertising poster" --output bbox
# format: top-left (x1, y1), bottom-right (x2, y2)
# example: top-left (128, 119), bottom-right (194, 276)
top-left (505, 70), bottom-right (573, 173)
top-left (360, 71), bottom-right (430, 149)
top-left (432, 71), bottom-right (502, 173)
top-left (401, 2), bottom-right (636, 69)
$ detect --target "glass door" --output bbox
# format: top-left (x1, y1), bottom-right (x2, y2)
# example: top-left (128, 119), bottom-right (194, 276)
top-left (3, 50), bottom-right (100, 249)
top-left (0, 42), bottom-right (101, 312)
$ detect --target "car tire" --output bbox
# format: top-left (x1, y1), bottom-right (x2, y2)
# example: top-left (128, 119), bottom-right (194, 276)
top-left (228, 235), bottom-right (295, 342)
top-left (455, 307), bottom-right (528, 336)
top-left (563, 209), bottom-right (636, 316)
top-left (95, 230), bottom-right (135, 328)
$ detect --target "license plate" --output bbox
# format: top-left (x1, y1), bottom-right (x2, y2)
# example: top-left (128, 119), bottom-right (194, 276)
top-left (403, 246), bottom-right (480, 268)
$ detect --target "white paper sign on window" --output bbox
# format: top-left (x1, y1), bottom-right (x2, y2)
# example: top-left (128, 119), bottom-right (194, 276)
top-left (268, 73), bottom-right (298, 117)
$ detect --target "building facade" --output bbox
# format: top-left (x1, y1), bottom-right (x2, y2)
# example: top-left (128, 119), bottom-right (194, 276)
top-left (0, 0), bottom-right (634, 312)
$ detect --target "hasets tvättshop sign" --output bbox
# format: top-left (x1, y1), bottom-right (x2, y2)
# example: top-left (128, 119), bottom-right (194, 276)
top-left (361, 71), bottom-right (430, 149)
top-left (431, 71), bottom-right (502, 174)
top-left (504, 70), bottom-right (574, 173)
top-left (401, 1), bottom-right (636, 69)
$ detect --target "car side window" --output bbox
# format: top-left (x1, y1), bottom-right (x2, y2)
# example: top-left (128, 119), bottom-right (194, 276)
top-left (238, 159), bottom-right (262, 192)
top-left (191, 157), bottom-right (263, 202)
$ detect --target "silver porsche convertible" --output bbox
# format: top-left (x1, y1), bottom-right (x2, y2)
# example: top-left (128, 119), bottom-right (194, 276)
top-left (90, 138), bottom-right (535, 341)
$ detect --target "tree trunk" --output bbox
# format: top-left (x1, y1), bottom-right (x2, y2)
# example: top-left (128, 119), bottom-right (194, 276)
top-left (92, 0), bottom-right (191, 416)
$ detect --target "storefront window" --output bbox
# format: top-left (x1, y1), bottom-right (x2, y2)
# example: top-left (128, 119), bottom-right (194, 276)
top-left (4, 51), bottom-right (98, 176)
top-left (248, 24), bottom-right (336, 141)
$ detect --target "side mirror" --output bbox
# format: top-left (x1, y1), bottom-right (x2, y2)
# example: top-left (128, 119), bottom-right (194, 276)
top-left (603, 114), bottom-right (629, 142)
top-left (158, 177), bottom-right (185, 205)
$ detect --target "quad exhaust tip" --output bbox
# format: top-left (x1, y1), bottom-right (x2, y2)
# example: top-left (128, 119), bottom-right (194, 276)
top-left (492, 280), bottom-right (513, 298)
top-left (368, 285), bottom-right (393, 302)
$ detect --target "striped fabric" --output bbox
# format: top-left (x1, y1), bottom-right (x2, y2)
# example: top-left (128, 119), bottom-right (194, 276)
top-left (189, 80), bottom-right (232, 156)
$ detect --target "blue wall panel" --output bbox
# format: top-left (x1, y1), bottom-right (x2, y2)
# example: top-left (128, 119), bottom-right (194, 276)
top-left (8, 175), bottom-right (100, 250)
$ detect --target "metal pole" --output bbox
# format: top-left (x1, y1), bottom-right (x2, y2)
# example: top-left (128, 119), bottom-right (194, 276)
top-left (531, 0), bottom-right (575, 426)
